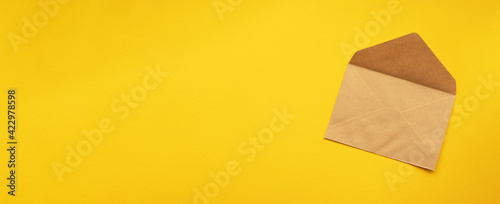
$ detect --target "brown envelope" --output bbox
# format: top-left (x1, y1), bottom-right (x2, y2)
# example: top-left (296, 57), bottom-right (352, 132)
top-left (325, 33), bottom-right (456, 170)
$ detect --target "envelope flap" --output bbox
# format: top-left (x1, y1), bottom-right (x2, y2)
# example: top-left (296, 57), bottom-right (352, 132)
top-left (349, 33), bottom-right (456, 95)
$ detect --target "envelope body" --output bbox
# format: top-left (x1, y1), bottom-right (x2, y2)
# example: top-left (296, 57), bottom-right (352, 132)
top-left (325, 33), bottom-right (456, 170)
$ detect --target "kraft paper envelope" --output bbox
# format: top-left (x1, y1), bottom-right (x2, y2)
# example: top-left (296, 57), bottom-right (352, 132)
top-left (325, 33), bottom-right (456, 170)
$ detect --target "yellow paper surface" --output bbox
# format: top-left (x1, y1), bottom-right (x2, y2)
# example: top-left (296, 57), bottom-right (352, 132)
top-left (1, 0), bottom-right (499, 203)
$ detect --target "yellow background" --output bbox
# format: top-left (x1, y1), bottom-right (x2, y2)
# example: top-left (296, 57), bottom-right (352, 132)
top-left (1, 0), bottom-right (499, 203)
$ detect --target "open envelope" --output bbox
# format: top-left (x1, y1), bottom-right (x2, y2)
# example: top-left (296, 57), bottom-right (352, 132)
top-left (325, 33), bottom-right (456, 170)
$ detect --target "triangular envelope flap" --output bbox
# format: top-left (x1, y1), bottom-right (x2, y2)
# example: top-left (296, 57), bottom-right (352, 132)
top-left (349, 33), bottom-right (456, 95)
